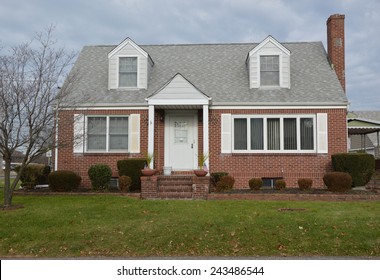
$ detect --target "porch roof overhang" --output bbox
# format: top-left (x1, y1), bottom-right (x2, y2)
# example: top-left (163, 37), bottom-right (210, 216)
top-left (146, 73), bottom-right (211, 109)
top-left (348, 118), bottom-right (380, 135)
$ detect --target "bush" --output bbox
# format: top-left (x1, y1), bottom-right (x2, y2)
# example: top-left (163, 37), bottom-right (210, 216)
top-left (118, 175), bottom-right (132, 192)
top-left (249, 178), bottom-right (263, 190)
top-left (216, 175), bottom-right (235, 192)
top-left (88, 164), bottom-right (112, 191)
top-left (332, 153), bottom-right (375, 186)
top-left (274, 179), bottom-right (286, 190)
top-left (117, 158), bottom-right (146, 191)
top-left (298, 178), bottom-right (313, 190)
top-left (48, 170), bottom-right (81, 192)
top-left (323, 172), bottom-right (352, 192)
top-left (15, 163), bottom-right (51, 188)
top-left (210, 172), bottom-right (228, 187)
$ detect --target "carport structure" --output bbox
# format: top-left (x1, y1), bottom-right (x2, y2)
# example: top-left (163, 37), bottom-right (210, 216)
top-left (347, 112), bottom-right (380, 156)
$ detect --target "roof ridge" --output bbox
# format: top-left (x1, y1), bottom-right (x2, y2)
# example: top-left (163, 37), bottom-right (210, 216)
top-left (85, 41), bottom-right (322, 48)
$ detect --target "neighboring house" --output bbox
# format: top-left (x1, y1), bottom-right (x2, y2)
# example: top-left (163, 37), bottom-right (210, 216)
top-left (55, 14), bottom-right (348, 188)
top-left (348, 111), bottom-right (380, 158)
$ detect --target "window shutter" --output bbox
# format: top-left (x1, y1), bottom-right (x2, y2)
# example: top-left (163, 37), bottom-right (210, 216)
top-left (317, 113), bottom-right (328, 154)
top-left (129, 114), bottom-right (140, 153)
top-left (73, 114), bottom-right (85, 153)
top-left (221, 114), bottom-right (232, 153)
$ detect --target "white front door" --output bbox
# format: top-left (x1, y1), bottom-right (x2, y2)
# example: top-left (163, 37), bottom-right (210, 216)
top-left (165, 112), bottom-right (197, 170)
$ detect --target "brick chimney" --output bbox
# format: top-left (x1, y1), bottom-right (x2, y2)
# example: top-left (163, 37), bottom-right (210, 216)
top-left (327, 14), bottom-right (346, 92)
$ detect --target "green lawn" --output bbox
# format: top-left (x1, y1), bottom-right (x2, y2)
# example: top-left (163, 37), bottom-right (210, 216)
top-left (0, 192), bottom-right (380, 258)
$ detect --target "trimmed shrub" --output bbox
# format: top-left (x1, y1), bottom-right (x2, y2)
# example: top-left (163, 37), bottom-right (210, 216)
top-left (274, 179), bottom-right (286, 190)
top-left (48, 170), bottom-right (81, 192)
top-left (210, 172), bottom-right (228, 188)
top-left (15, 163), bottom-right (50, 188)
top-left (323, 172), bottom-right (352, 192)
top-left (88, 164), bottom-right (112, 191)
top-left (118, 175), bottom-right (132, 192)
top-left (332, 153), bottom-right (375, 186)
top-left (117, 158), bottom-right (146, 191)
top-left (298, 178), bottom-right (313, 190)
top-left (249, 178), bottom-right (263, 190)
top-left (216, 175), bottom-right (235, 192)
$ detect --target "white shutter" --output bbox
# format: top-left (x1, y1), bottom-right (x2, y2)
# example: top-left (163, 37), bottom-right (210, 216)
top-left (73, 114), bottom-right (85, 153)
top-left (129, 114), bottom-right (140, 153)
top-left (317, 113), bottom-right (328, 154)
top-left (221, 114), bottom-right (232, 153)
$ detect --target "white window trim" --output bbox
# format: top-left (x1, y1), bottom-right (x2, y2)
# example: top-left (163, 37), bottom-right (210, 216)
top-left (257, 52), bottom-right (283, 88)
top-left (232, 114), bottom-right (317, 154)
top-left (117, 55), bottom-right (139, 89)
top-left (85, 115), bottom-right (129, 153)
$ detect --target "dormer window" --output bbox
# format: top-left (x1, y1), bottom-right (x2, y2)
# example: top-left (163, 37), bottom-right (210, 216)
top-left (260, 55), bottom-right (279, 86)
top-left (108, 38), bottom-right (153, 90)
top-left (247, 36), bottom-right (290, 89)
top-left (119, 57), bottom-right (137, 88)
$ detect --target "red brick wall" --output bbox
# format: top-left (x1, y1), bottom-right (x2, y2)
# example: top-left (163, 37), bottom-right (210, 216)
top-left (208, 108), bottom-right (347, 188)
top-left (56, 109), bottom-right (148, 188)
top-left (57, 107), bottom-right (347, 189)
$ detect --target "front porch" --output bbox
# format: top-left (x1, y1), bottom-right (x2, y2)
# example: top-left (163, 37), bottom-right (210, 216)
top-left (146, 73), bottom-right (211, 173)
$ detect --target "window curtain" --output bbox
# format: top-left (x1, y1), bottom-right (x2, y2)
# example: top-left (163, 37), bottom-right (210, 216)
top-left (250, 118), bottom-right (263, 150)
top-left (284, 118), bottom-right (297, 150)
top-left (109, 117), bottom-right (129, 150)
top-left (87, 117), bottom-right (107, 150)
top-left (119, 57), bottom-right (137, 87)
top-left (267, 118), bottom-right (280, 150)
top-left (301, 118), bottom-right (314, 150)
top-left (260, 56), bottom-right (280, 86)
top-left (234, 118), bottom-right (247, 150)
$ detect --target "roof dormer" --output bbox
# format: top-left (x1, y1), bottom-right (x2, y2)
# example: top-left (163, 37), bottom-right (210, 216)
top-left (108, 38), bottom-right (154, 90)
top-left (247, 36), bottom-right (290, 89)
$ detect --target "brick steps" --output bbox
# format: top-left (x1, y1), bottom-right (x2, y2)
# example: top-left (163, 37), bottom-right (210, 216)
top-left (366, 171), bottom-right (380, 192)
top-left (157, 175), bottom-right (193, 199)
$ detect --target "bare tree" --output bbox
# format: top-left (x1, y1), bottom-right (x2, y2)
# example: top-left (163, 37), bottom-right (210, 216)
top-left (0, 26), bottom-right (77, 208)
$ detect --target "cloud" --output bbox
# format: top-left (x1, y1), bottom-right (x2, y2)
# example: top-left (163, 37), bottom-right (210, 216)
top-left (1, 0), bottom-right (379, 110)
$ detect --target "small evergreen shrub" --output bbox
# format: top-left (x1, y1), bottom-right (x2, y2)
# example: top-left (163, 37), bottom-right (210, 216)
top-left (332, 153), bottom-right (375, 186)
top-left (249, 178), bottom-right (263, 190)
top-left (323, 172), bottom-right (352, 192)
top-left (298, 178), bottom-right (313, 190)
top-left (118, 175), bottom-right (132, 192)
top-left (117, 158), bottom-right (146, 191)
top-left (15, 163), bottom-right (50, 188)
top-left (210, 172), bottom-right (228, 188)
top-left (48, 170), bottom-right (81, 192)
top-left (88, 164), bottom-right (112, 191)
top-left (216, 175), bottom-right (235, 192)
top-left (274, 179), bottom-right (286, 190)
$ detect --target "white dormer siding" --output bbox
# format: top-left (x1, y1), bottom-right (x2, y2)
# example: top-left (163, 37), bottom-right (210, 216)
top-left (108, 38), bottom-right (153, 90)
top-left (248, 36), bottom-right (290, 89)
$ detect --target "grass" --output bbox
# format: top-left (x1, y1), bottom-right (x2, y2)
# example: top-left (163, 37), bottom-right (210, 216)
top-left (1, 192), bottom-right (380, 258)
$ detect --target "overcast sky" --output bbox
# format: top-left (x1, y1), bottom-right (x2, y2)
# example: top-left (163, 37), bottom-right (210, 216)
top-left (1, 0), bottom-right (379, 111)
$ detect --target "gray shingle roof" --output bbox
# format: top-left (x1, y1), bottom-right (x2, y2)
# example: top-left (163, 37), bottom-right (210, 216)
top-left (67, 41), bottom-right (348, 107)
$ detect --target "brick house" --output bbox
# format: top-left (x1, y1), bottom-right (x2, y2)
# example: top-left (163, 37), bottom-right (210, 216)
top-left (55, 14), bottom-right (348, 189)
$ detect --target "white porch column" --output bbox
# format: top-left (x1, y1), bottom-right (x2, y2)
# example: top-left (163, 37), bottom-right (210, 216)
top-left (203, 104), bottom-right (209, 169)
top-left (148, 105), bottom-right (155, 168)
